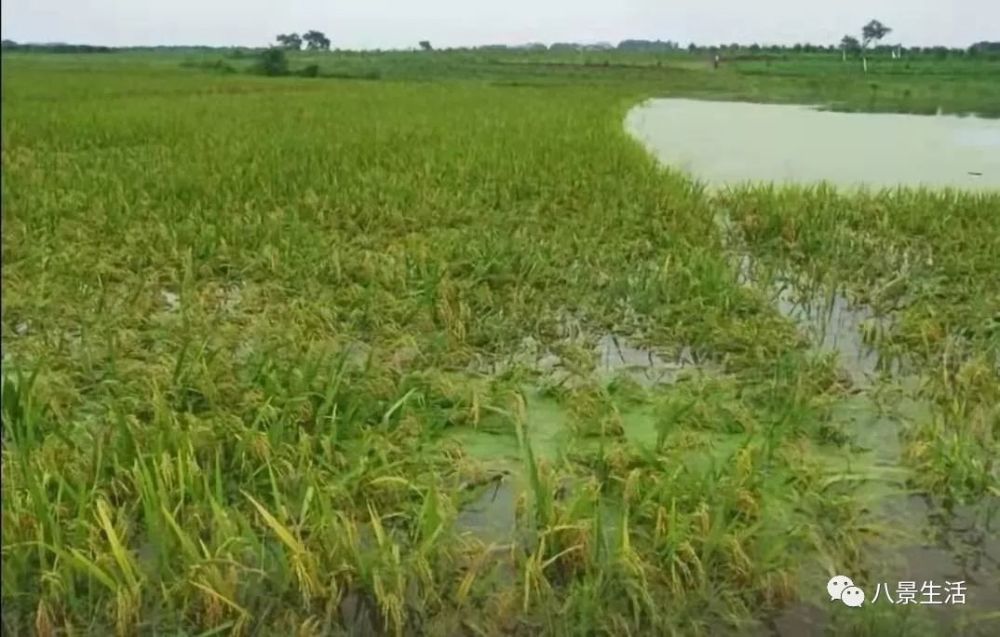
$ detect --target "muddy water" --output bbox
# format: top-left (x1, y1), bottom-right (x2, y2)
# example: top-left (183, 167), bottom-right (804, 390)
top-left (748, 263), bottom-right (1000, 634)
top-left (772, 279), bottom-right (894, 387)
top-left (472, 333), bottom-right (706, 388)
top-left (595, 334), bottom-right (705, 385)
top-left (626, 98), bottom-right (1000, 190)
top-left (453, 334), bottom-right (703, 542)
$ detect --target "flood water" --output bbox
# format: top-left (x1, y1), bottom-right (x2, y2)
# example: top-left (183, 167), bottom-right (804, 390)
top-left (754, 265), bottom-right (1000, 635)
top-left (624, 101), bottom-right (1000, 633)
top-left (626, 99), bottom-right (1000, 190)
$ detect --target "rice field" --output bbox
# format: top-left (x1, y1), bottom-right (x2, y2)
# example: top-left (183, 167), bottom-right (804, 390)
top-left (2, 51), bottom-right (998, 636)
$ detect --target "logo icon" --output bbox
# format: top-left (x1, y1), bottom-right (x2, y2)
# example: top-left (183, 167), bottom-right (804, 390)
top-left (841, 585), bottom-right (866, 607)
top-left (827, 575), bottom-right (865, 607)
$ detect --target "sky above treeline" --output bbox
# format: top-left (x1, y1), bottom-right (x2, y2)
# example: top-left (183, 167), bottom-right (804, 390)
top-left (2, 0), bottom-right (997, 49)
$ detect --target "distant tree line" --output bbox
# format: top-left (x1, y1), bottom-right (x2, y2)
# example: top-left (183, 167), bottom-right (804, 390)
top-left (3, 36), bottom-right (997, 59)
top-left (969, 41), bottom-right (1000, 54)
top-left (617, 40), bottom-right (682, 52)
top-left (1, 40), bottom-right (112, 53)
top-left (454, 39), bottom-right (998, 58)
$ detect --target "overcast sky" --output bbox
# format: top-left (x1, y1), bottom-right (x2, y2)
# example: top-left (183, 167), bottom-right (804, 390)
top-left (2, 1), bottom-right (996, 49)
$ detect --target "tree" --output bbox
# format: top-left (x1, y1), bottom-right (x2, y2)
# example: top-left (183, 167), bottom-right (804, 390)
top-left (303, 30), bottom-right (331, 51)
top-left (275, 33), bottom-right (302, 50)
top-left (418, 40), bottom-right (433, 51)
top-left (859, 19), bottom-right (891, 72)
top-left (861, 20), bottom-right (891, 49)
top-left (840, 35), bottom-right (860, 61)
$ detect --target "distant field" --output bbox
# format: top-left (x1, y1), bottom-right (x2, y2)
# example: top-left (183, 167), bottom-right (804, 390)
top-left (5, 48), bottom-right (1000, 114)
top-left (2, 50), bottom-right (998, 636)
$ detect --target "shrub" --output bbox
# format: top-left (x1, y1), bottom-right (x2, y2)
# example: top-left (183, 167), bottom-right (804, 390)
top-left (254, 48), bottom-right (289, 76)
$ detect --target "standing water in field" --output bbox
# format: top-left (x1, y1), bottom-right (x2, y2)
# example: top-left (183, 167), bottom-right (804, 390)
top-left (626, 99), bottom-right (1000, 190)
top-left (627, 100), bottom-right (1000, 633)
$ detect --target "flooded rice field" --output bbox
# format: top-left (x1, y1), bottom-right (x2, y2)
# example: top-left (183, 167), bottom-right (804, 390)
top-left (5, 57), bottom-right (999, 635)
top-left (441, 99), bottom-right (1000, 633)
top-left (744, 259), bottom-right (1000, 635)
top-left (625, 99), bottom-right (1000, 634)
top-left (626, 98), bottom-right (1000, 190)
